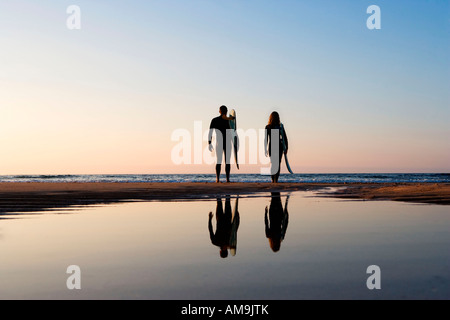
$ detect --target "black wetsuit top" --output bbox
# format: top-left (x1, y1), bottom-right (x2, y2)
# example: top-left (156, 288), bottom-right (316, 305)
top-left (209, 116), bottom-right (230, 145)
top-left (265, 124), bottom-right (288, 156)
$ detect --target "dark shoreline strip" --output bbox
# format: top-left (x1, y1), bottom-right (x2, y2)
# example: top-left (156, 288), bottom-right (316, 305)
top-left (0, 182), bottom-right (448, 215)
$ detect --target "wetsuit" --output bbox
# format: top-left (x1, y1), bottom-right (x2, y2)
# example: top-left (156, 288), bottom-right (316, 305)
top-left (265, 124), bottom-right (288, 182)
top-left (209, 116), bottom-right (232, 165)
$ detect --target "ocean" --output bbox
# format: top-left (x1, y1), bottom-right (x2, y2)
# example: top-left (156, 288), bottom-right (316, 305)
top-left (0, 173), bottom-right (448, 183)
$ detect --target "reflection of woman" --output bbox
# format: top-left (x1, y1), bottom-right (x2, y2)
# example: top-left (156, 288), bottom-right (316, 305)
top-left (265, 192), bottom-right (289, 252)
top-left (209, 196), bottom-right (240, 258)
top-left (265, 111), bottom-right (288, 183)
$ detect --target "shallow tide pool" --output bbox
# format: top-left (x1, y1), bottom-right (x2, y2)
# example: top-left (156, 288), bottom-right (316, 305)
top-left (0, 191), bottom-right (449, 299)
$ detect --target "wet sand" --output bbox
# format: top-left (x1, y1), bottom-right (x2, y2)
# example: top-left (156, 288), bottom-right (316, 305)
top-left (0, 182), bottom-right (449, 214)
top-left (326, 182), bottom-right (450, 204)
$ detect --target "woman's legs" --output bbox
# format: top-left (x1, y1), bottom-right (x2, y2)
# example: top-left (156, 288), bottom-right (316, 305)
top-left (274, 148), bottom-right (283, 183)
top-left (269, 143), bottom-right (283, 183)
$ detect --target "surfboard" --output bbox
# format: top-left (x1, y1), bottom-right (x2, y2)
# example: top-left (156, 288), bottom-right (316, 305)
top-left (280, 123), bottom-right (293, 174)
top-left (229, 109), bottom-right (239, 169)
top-left (230, 196), bottom-right (239, 256)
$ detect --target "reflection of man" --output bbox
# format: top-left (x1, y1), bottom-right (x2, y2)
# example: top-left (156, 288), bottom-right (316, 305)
top-left (265, 192), bottom-right (289, 252)
top-left (208, 196), bottom-right (240, 258)
top-left (208, 105), bottom-right (234, 183)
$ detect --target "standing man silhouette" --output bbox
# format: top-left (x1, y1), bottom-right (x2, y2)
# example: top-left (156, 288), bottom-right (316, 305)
top-left (208, 105), bottom-right (234, 183)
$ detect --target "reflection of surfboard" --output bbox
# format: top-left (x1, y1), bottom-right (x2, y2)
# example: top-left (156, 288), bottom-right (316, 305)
top-left (280, 123), bottom-right (293, 174)
top-left (230, 196), bottom-right (239, 256)
top-left (229, 109), bottom-right (239, 169)
top-left (281, 194), bottom-right (289, 241)
top-left (285, 193), bottom-right (290, 209)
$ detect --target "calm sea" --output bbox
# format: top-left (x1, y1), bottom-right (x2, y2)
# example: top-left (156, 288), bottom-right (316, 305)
top-left (0, 173), bottom-right (448, 183)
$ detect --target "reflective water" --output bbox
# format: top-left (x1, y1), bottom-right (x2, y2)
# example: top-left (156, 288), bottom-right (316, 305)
top-left (0, 191), bottom-right (449, 299)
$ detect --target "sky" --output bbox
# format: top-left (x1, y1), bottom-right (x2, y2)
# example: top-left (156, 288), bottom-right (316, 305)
top-left (0, 0), bottom-right (449, 174)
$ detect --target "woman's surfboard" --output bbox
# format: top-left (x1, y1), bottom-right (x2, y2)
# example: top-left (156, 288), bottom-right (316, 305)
top-left (280, 123), bottom-right (293, 174)
top-left (229, 109), bottom-right (239, 169)
top-left (230, 195), bottom-right (239, 256)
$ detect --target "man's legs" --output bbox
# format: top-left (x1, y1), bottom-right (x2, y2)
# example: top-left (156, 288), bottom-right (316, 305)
top-left (215, 142), bottom-right (223, 183)
top-left (225, 164), bottom-right (231, 183)
top-left (216, 156), bottom-right (230, 183)
top-left (225, 139), bottom-right (232, 183)
top-left (215, 164), bottom-right (221, 183)
top-left (215, 139), bottom-right (232, 183)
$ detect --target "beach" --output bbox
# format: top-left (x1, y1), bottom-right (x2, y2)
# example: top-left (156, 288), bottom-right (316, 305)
top-left (2, 0), bottom-right (448, 304)
top-left (0, 182), bottom-right (448, 214)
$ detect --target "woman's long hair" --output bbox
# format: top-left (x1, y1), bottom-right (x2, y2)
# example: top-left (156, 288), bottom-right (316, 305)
top-left (268, 111), bottom-right (280, 127)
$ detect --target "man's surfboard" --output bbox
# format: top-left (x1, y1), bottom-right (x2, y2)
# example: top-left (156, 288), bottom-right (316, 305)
top-left (229, 109), bottom-right (239, 169)
top-left (280, 123), bottom-right (293, 174)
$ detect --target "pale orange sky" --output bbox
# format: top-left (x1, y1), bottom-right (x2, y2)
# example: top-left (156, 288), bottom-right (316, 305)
top-left (1, 1), bottom-right (449, 174)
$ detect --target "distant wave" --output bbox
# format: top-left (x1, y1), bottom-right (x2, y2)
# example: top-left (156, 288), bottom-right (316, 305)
top-left (12, 175), bottom-right (76, 179)
top-left (0, 173), bottom-right (449, 184)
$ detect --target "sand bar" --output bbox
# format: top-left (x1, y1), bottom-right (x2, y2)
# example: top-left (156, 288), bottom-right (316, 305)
top-left (0, 182), bottom-right (449, 214)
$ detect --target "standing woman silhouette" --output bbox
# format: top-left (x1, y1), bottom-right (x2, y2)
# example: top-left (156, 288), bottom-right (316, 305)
top-left (265, 111), bottom-right (288, 183)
